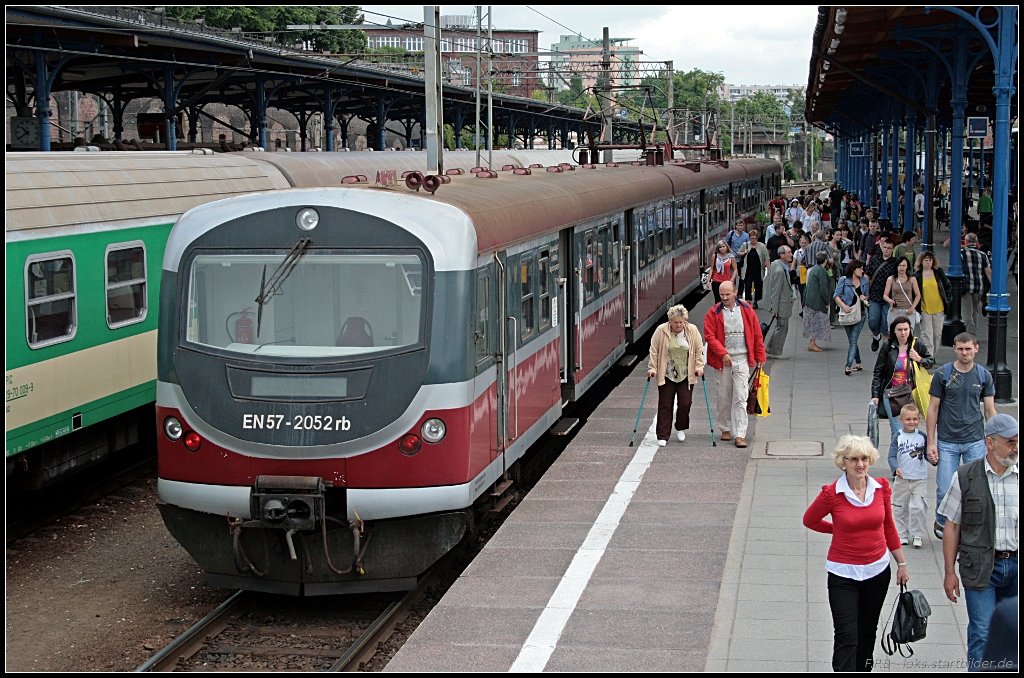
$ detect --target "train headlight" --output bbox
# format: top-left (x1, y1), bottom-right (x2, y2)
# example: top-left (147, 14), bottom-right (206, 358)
top-left (164, 417), bottom-right (183, 440)
top-left (421, 418), bottom-right (446, 443)
top-left (296, 207), bottom-right (319, 231)
top-left (398, 434), bottom-right (422, 456)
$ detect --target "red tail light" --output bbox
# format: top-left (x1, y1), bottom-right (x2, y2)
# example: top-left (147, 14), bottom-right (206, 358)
top-left (398, 434), bottom-right (422, 456)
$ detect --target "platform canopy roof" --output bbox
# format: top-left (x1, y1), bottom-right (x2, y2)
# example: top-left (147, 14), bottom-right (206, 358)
top-left (805, 6), bottom-right (1017, 135)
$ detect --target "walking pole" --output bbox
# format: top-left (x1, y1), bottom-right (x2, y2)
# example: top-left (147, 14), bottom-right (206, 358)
top-left (701, 374), bottom-right (717, 447)
top-left (628, 376), bottom-right (652, 447)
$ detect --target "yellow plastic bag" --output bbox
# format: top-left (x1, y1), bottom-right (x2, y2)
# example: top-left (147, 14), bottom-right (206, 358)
top-left (912, 362), bottom-right (932, 414)
top-left (756, 370), bottom-right (771, 417)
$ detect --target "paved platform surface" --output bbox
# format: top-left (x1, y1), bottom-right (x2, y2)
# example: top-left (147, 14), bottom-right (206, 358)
top-left (386, 240), bottom-right (1018, 673)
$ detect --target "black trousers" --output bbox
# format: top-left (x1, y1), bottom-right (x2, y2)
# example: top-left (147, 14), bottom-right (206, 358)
top-left (655, 380), bottom-right (693, 441)
top-left (827, 566), bottom-right (891, 672)
top-left (741, 268), bottom-right (763, 303)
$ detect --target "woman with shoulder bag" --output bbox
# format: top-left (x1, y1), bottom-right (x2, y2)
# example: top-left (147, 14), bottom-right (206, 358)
top-left (709, 240), bottom-right (738, 303)
top-left (871, 316), bottom-right (934, 473)
top-left (803, 435), bottom-right (909, 672)
top-left (883, 256), bottom-right (921, 332)
top-left (834, 259), bottom-right (870, 376)
top-left (913, 251), bottom-right (952, 358)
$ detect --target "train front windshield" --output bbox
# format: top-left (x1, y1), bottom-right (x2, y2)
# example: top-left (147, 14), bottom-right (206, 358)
top-left (185, 251), bottom-right (424, 358)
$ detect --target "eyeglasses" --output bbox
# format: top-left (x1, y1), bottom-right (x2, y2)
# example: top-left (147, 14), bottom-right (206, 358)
top-left (844, 456), bottom-right (870, 463)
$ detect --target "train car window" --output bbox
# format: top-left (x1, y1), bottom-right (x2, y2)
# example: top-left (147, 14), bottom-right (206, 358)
top-left (597, 226), bottom-right (611, 293)
top-left (105, 242), bottom-right (147, 328)
top-left (538, 251), bottom-right (552, 331)
top-left (26, 252), bottom-right (77, 348)
top-left (688, 199), bottom-right (698, 241)
top-left (635, 220), bottom-right (646, 267)
top-left (645, 209), bottom-right (656, 265)
top-left (655, 205), bottom-right (665, 253)
top-left (609, 223), bottom-right (621, 286)
top-left (584, 230), bottom-right (597, 303)
top-left (520, 254), bottom-right (536, 340)
top-left (184, 251), bottom-right (425, 358)
top-left (474, 271), bottom-right (491, 365)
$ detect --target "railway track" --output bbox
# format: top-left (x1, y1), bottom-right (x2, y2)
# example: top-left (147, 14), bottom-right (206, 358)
top-left (135, 588), bottom-right (413, 672)
top-left (133, 294), bottom-right (688, 672)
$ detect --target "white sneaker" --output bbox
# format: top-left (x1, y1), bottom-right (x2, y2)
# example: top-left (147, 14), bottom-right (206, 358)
top-left (900, 537), bottom-right (909, 545)
top-left (913, 537), bottom-right (922, 548)
top-left (657, 439), bottom-right (667, 447)
top-left (676, 430), bottom-right (686, 442)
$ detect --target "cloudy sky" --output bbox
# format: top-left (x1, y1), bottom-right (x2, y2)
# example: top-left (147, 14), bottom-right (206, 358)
top-left (357, 5), bottom-right (821, 87)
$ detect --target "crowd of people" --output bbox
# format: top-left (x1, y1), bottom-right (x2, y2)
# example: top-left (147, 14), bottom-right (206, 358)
top-left (644, 185), bottom-right (1016, 673)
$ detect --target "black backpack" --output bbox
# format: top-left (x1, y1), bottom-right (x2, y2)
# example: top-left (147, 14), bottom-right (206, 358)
top-left (881, 584), bottom-right (932, 657)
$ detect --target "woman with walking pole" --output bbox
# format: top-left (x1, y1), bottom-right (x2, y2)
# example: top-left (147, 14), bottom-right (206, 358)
top-left (647, 305), bottom-right (706, 447)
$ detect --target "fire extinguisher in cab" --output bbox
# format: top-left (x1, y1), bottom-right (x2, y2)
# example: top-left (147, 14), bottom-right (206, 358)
top-left (233, 308), bottom-right (254, 344)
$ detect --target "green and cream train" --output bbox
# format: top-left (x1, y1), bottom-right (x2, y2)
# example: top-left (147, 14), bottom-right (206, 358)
top-left (5, 151), bottom-right (291, 487)
top-left (5, 148), bottom-right (579, 488)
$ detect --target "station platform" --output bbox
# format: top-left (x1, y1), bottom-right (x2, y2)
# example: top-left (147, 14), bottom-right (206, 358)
top-left (385, 241), bottom-right (1018, 673)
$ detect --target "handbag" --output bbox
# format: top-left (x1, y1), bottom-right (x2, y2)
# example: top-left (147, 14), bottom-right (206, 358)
top-left (881, 584), bottom-right (932, 657)
top-left (746, 366), bottom-right (762, 415)
top-left (760, 314), bottom-right (775, 338)
top-left (837, 298), bottom-right (862, 326)
top-left (755, 370), bottom-right (771, 417)
top-left (885, 382), bottom-right (914, 416)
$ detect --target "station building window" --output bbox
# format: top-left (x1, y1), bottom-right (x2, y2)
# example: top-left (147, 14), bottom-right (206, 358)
top-left (26, 251), bottom-right (76, 348)
top-left (106, 242), bottom-right (147, 328)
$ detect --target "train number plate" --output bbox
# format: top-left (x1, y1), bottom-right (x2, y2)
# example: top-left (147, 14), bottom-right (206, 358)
top-left (242, 414), bottom-right (352, 431)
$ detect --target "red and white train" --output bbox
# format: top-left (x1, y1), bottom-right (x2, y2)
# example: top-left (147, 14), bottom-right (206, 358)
top-left (156, 151), bottom-right (781, 595)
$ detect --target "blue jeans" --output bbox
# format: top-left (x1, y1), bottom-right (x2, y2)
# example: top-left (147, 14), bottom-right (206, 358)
top-left (934, 439), bottom-right (988, 527)
top-left (844, 317), bottom-right (866, 368)
top-left (882, 395), bottom-right (903, 475)
top-left (964, 556), bottom-right (1018, 671)
top-left (868, 300), bottom-right (890, 339)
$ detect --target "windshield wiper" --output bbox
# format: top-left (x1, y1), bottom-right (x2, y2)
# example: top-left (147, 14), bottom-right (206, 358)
top-left (254, 238), bottom-right (312, 337)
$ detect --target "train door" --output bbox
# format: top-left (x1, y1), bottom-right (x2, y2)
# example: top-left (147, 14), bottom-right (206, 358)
top-left (556, 230), bottom-right (574, 403)
top-left (493, 251), bottom-right (511, 458)
top-left (473, 265), bottom-right (498, 462)
top-left (623, 208), bottom-right (636, 332)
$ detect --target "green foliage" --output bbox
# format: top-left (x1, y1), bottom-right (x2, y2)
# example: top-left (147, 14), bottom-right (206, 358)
top-left (162, 6), bottom-right (366, 53)
top-left (784, 160), bottom-right (798, 181)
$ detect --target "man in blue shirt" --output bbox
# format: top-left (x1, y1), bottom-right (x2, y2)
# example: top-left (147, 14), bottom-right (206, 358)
top-left (927, 332), bottom-right (998, 538)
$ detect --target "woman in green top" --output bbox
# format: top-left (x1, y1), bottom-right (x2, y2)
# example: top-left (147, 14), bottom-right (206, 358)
top-left (803, 251), bottom-right (833, 352)
top-left (646, 305), bottom-right (706, 446)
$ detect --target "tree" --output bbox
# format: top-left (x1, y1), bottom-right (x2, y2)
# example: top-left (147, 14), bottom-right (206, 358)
top-left (162, 6), bottom-right (366, 54)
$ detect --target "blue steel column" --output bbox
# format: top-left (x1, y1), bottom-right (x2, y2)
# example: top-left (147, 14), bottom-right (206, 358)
top-left (34, 52), bottom-right (52, 151)
top-left (921, 62), bottom-right (939, 251)
top-left (937, 3), bottom-right (1019, 399)
top-left (880, 116), bottom-right (890, 218)
top-left (890, 117), bottom-right (900, 227)
top-left (984, 6), bottom-right (1015, 402)
top-left (902, 109), bottom-right (915, 232)
top-left (323, 91), bottom-right (335, 151)
top-left (941, 33), bottom-right (969, 344)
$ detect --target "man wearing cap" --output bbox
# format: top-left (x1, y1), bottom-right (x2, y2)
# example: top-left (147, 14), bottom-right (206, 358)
top-left (938, 413), bottom-right (1018, 671)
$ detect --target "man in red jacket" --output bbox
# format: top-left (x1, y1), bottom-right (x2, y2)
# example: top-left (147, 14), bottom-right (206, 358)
top-left (703, 281), bottom-right (767, 447)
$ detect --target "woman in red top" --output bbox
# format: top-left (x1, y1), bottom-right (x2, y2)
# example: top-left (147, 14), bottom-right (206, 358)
top-left (709, 240), bottom-right (738, 303)
top-left (803, 435), bottom-right (909, 672)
